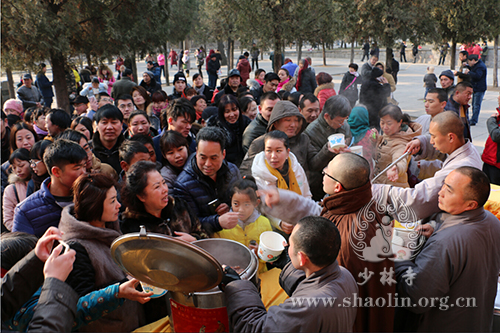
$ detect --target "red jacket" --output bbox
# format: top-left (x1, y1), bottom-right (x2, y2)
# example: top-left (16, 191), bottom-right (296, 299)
top-left (314, 82), bottom-right (336, 111)
top-left (237, 58), bottom-right (251, 86)
top-left (482, 111), bottom-right (500, 168)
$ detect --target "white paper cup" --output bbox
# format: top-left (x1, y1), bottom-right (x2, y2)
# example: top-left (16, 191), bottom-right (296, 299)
top-left (140, 281), bottom-right (167, 298)
top-left (258, 231), bottom-right (286, 262)
top-left (328, 134), bottom-right (345, 149)
top-left (351, 145), bottom-right (363, 156)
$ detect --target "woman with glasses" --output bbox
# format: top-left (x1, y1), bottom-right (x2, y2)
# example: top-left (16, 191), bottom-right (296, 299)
top-left (28, 140), bottom-right (52, 193)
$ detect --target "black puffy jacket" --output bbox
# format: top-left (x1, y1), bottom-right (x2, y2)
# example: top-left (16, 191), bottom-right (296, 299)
top-left (173, 155), bottom-right (240, 235)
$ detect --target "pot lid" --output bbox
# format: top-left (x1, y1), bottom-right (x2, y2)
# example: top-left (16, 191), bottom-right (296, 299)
top-left (111, 226), bottom-right (223, 293)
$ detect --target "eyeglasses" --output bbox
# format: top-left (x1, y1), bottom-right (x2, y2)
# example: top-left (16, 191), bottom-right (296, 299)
top-left (30, 159), bottom-right (42, 167)
top-left (322, 170), bottom-right (344, 189)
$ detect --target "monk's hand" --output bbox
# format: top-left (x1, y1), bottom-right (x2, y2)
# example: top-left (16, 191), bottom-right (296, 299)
top-left (267, 244), bottom-right (290, 270)
top-left (256, 187), bottom-right (279, 208)
top-left (387, 165), bottom-right (399, 182)
top-left (219, 265), bottom-right (241, 291)
top-left (404, 139), bottom-right (421, 155)
top-left (280, 221), bottom-right (294, 234)
top-left (416, 224), bottom-right (434, 238)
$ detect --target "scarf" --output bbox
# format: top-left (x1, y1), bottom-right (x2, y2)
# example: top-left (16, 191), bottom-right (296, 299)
top-left (33, 124), bottom-right (48, 136)
top-left (348, 106), bottom-right (371, 144)
top-left (295, 59), bottom-right (309, 91)
top-left (265, 157), bottom-right (302, 195)
top-left (194, 83), bottom-right (206, 95)
top-left (277, 77), bottom-right (290, 92)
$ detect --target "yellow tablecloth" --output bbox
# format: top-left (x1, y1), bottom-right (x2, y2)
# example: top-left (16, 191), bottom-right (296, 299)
top-left (134, 268), bottom-right (288, 333)
top-left (485, 184), bottom-right (500, 220)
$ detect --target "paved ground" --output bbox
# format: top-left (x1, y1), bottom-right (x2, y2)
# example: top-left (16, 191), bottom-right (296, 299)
top-left (5, 53), bottom-right (499, 153)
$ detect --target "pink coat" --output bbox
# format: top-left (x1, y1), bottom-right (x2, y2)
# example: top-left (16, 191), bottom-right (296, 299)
top-left (157, 54), bottom-right (165, 66)
top-left (99, 76), bottom-right (116, 95)
top-left (3, 180), bottom-right (28, 231)
top-left (314, 82), bottom-right (336, 111)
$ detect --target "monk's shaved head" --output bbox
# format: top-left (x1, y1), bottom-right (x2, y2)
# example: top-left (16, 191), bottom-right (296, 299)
top-left (430, 111), bottom-right (464, 139)
top-left (328, 153), bottom-right (370, 190)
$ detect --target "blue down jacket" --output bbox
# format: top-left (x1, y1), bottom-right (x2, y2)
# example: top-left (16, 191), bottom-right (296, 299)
top-left (12, 178), bottom-right (63, 237)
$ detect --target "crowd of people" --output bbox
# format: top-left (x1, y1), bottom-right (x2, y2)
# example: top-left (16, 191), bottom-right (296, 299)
top-left (1, 41), bottom-right (500, 332)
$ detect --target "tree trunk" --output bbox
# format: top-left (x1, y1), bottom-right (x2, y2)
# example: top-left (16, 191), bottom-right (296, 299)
top-left (386, 47), bottom-right (393, 72)
top-left (50, 54), bottom-right (70, 113)
top-left (227, 36), bottom-right (232, 72)
top-left (494, 35), bottom-right (498, 87)
top-left (165, 42), bottom-right (170, 86)
top-left (274, 40), bottom-right (283, 73)
top-left (131, 50), bottom-right (138, 84)
top-left (450, 39), bottom-right (457, 70)
top-left (230, 39), bottom-right (235, 69)
top-left (217, 40), bottom-right (227, 66)
top-left (350, 38), bottom-right (355, 64)
top-left (6, 68), bottom-right (15, 98)
top-left (322, 41), bottom-right (327, 66)
top-left (297, 40), bottom-right (302, 63)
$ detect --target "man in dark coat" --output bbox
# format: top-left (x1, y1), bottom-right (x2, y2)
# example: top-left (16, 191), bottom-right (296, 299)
top-left (139, 70), bottom-right (161, 95)
top-left (251, 72), bottom-right (280, 105)
top-left (16, 74), bottom-right (43, 111)
top-left (35, 64), bottom-right (54, 108)
top-left (304, 95), bottom-right (352, 201)
top-left (213, 69), bottom-right (243, 106)
top-left (173, 127), bottom-right (240, 235)
top-left (92, 104), bottom-right (126, 174)
top-left (444, 81), bottom-right (473, 141)
top-left (169, 72), bottom-right (187, 100)
top-left (359, 67), bottom-right (391, 129)
top-left (242, 92), bottom-right (280, 153)
top-left (111, 69), bottom-right (137, 100)
top-left (361, 41), bottom-right (370, 62)
top-left (464, 54), bottom-right (487, 125)
top-left (224, 216), bottom-right (358, 332)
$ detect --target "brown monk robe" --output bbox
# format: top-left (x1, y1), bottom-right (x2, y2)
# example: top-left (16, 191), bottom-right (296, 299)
top-left (321, 181), bottom-right (395, 332)
top-left (261, 153), bottom-right (396, 332)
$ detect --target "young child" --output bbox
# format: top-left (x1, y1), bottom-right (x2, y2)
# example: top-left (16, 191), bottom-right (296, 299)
top-left (373, 104), bottom-right (422, 188)
top-left (3, 149), bottom-right (32, 230)
top-left (215, 177), bottom-right (272, 274)
top-left (251, 130), bottom-right (311, 198)
top-left (423, 66), bottom-right (437, 99)
top-left (160, 130), bottom-right (190, 192)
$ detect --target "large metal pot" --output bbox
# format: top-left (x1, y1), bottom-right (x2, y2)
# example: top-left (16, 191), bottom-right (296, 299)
top-left (168, 238), bottom-right (259, 310)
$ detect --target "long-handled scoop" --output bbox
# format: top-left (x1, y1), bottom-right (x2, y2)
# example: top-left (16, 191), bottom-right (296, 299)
top-left (372, 151), bottom-right (410, 182)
